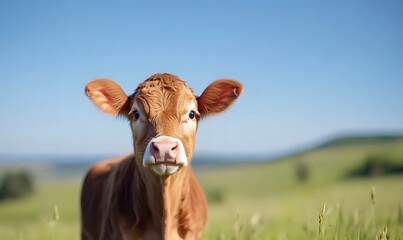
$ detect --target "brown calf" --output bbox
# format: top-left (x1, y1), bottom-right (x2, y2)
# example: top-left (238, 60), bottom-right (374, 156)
top-left (81, 73), bottom-right (243, 239)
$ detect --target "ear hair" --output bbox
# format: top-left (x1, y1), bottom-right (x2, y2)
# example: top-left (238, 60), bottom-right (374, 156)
top-left (197, 79), bottom-right (243, 117)
top-left (85, 79), bottom-right (130, 117)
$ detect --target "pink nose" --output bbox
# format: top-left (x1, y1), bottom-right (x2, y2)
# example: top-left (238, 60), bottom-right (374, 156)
top-left (150, 140), bottom-right (179, 163)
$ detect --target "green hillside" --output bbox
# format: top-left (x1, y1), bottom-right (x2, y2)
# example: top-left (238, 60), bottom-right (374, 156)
top-left (1, 136), bottom-right (403, 239)
top-left (199, 136), bottom-right (403, 239)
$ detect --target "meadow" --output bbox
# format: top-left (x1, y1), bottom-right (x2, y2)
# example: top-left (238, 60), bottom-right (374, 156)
top-left (1, 137), bottom-right (403, 240)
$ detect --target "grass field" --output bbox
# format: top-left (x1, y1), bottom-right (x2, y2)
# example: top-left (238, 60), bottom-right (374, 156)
top-left (1, 137), bottom-right (403, 239)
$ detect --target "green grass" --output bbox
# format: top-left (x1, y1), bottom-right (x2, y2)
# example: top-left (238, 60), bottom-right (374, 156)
top-left (204, 176), bottom-right (403, 239)
top-left (0, 180), bottom-right (80, 240)
top-left (1, 138), bottom-right (403, 239)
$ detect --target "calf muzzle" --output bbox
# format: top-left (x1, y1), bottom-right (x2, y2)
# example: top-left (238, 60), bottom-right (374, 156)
top-left (142, 136), bottom-right (188, 176)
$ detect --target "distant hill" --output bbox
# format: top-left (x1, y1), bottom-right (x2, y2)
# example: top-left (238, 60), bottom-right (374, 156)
top-left (315, 135), bottom-right (403, 149)
top-left (197, 133), bottom-right (403, 202)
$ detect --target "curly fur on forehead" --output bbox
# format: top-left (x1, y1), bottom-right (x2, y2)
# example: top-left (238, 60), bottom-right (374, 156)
top-left (134, 73), bottom-right (194, 95)
top-left (131, 73), bottom-right (196, 120)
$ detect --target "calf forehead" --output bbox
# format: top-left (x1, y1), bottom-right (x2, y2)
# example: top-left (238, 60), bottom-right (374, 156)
top-left (136, 73), bottom-right (192, 93)
top-left (132, 73), bottom-right (196, 117)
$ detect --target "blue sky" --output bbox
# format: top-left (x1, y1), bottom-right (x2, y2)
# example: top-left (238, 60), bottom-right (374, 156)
top-left (0, 1), bottom-right (402, 157)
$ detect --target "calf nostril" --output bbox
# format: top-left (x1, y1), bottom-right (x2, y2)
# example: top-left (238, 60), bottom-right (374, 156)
top-left (171, 143), bottom-right (178, 151)
top-left (152, 142), bottom-right (159, 152)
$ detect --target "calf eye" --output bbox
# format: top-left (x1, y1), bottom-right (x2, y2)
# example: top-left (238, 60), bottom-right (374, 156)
top-left (189, 110), bottom-right (196, 120)
top-left (133, 110), bottom-right (140, 120)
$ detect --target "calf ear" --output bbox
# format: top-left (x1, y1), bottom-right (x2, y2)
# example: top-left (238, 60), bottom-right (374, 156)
top-left (85, 79), bottom-right (130, 117)
top-left (197, 79), bottom-right (243, 117)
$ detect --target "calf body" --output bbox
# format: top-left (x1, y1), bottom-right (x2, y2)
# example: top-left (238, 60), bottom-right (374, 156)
top-left (81, 73), bottom-right (242, 239)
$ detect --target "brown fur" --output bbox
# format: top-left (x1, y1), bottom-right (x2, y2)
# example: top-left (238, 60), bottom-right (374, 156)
top-left (81, 73), bottom-right (243, 239)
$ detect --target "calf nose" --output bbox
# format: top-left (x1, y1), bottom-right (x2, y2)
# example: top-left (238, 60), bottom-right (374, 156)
top-left (150, 140), bottom-right (179, 163)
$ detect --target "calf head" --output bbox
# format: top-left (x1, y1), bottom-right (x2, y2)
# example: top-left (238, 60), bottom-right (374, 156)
top-left (85, 73), bottom-right (242, 176)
